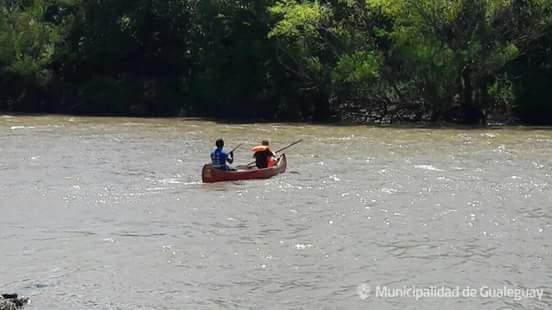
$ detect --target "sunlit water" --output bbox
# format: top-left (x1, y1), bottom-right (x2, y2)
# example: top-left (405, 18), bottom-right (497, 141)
top-left (1, 116), bottom-right (551, 309)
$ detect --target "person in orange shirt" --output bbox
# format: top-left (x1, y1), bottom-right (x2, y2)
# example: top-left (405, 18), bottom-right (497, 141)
top-left (252, 140), bottom-right (276, 169)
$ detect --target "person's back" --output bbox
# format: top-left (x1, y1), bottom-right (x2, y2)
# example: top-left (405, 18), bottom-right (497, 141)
top-left (210, 139), bottom-right (233, 170)
top-left (252, 140), bottom-right (275, 169)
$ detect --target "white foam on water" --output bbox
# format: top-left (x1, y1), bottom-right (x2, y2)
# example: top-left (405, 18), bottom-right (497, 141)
top-left (10, 126), bottom-right (35, 130)
top-left (146, 187), bottom-right (170, 191)
top-left (329, 175), bottom-right (341, 182)
top-left (295, 243), bottom-right (312, 250)
top-left (415, 164), bottom-right (445, 172)
top-left (158, 178), bottom-right (182, 184)
top-left (482, 133), bottom-right (497, 138)
top-left (381, 188), bottom-right (398, 194)
top-left (450, 166), bottom-right (466, 171)
top-left (182, 181), bottom-right (202, 185)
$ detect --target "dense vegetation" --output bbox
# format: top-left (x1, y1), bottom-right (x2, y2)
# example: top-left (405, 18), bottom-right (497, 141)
top-left (0, 0), bottom-right (551, 124)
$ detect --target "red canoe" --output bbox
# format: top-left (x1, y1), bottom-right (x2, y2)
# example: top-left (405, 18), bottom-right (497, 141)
top-left (202, 154), bottom-right (287, 183)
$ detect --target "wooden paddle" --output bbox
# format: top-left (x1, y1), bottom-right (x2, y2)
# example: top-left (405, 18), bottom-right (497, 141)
top-left (239, 139), bottom-right (303, 168)
top-left (274, 139), bottom-right (303, 154)
top-left (229, 143), bottom-right (243, 154)
top-left (227, 143), bottom-right (242, 164)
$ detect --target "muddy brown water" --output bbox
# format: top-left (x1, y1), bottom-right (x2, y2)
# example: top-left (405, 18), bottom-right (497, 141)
top-left (1, 116), bottom-right (551, 309)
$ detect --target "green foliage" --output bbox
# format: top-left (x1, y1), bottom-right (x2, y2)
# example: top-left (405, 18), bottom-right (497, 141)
top-left (333, 51), bottom-right (381, 85)
top-left (0, 0), bottom-right (551, 123)
top-left (488, 76), bottom-right (515, 108)
top-left (371, 0), bottom-right (552, 122)
top-left (0, 0), bottom-right (70, 111)
top-left (509, 31), bottom-right (552, 124)
top-left (190, 0), bottom-right (280, 118)
top-left (0, 0), bottom-right (60, 77)
top-left (269, 0), bottom-right (331, 40)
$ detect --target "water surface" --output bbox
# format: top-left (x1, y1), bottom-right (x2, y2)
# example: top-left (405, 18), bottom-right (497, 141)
top-left (1, 116), bottom-right (551, 309)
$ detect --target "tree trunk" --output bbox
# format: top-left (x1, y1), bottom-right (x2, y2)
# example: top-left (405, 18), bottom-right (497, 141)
top-left (312, 92), bottom-right (330, 122)
top-left (460, 67), bottom-right (483, 124)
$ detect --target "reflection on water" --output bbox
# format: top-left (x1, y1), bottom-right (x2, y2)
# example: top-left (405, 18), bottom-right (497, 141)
top-left (1, 116), bottom-right (551, 309)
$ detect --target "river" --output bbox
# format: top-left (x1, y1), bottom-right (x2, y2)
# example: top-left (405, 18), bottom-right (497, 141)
top-left (1, 116), bottom-right (551, 309)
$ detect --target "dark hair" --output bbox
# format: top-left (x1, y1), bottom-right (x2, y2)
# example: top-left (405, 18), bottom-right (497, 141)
top-left (216, 139), bottom-right (224, 148)
top-left (262, 140), bottom-right (269, 146)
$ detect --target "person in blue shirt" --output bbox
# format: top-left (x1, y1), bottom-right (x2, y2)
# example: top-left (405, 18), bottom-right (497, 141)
top-left (210, 138), bottom-right (234, 170)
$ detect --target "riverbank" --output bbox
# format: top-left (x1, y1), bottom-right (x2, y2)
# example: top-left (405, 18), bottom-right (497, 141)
top-left (0, 111), bottom-right (539, 129)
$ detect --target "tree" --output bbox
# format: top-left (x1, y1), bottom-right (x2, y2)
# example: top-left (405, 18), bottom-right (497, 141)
top-left (268, 0), bottom-right (338, 120)
top-left (53, 0), bottom-right (198, 115)
top-left (0, 0), bottom-right (68, 111)
top-left (191, 0), bottom-right (280, 119)
top-left (375, 0), bottom-right (552, 123)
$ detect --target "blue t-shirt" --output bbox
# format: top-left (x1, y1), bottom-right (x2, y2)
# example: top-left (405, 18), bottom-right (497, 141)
top-left (211, 147), bottom-right (229, 169)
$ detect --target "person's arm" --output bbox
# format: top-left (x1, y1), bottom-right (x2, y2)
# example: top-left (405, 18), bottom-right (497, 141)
top-left (227, 151), bottom-right (234, 164)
